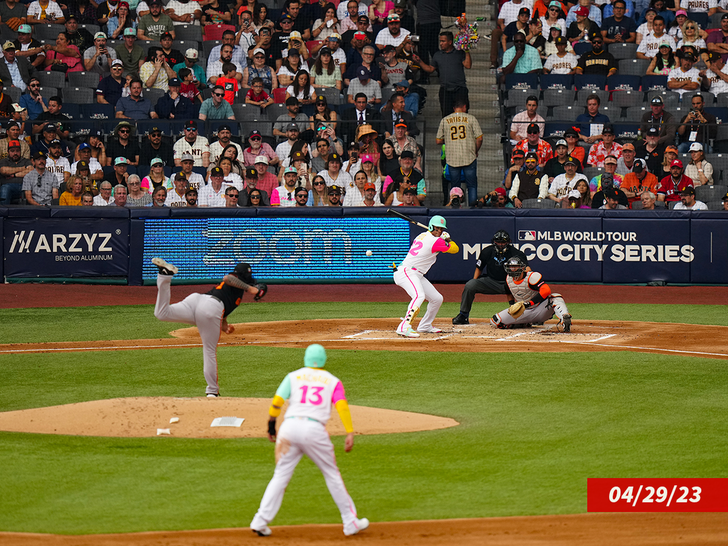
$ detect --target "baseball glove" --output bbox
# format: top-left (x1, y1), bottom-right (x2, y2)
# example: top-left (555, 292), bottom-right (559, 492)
top-left (254, 283), bottom-right (268, 301)
top-left (508, 301), bottom-right (525, 319)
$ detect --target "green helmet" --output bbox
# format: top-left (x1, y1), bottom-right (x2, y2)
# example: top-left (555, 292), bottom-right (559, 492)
top-left (304, 344), bottom-right (327, 368)
top-left (428, 215), bottom-right (447, 231)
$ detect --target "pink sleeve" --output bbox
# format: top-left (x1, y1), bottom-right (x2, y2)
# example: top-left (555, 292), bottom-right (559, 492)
top-left (270, 188), bottom-right (280, 205)
top-left (432, 238), bottom-right (450, 253)
top-left (331, 381), bottom-right (347, 404)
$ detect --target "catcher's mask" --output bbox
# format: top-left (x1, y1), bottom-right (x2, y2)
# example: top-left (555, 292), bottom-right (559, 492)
top-left (492, 230), bottom-right (511, 255)
top-left (504, 257), bottom-right (527, 278)
top-left (304, 344), bottom-right (327, 368)
top-left (233, 263), bottom-right (255, 284)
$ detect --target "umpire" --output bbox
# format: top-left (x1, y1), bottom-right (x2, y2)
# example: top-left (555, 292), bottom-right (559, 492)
top-left (452, 230), bottom-right (528, 325)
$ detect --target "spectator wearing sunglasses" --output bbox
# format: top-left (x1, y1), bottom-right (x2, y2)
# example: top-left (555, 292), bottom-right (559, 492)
top-left (139, 126), bottom-right (174, 167)
top-left (242, 130), bottom-right (277, 167)
top-left (575, 34), bottom-right (617, 76)
top-left (173, 119), bottom-right (210, 167)
top-left (97, 59), bottom-right (125, 107)
top-left (105, 121), bottom-right (140, 166)
top-left (198, 84), bottom-right (235, 121)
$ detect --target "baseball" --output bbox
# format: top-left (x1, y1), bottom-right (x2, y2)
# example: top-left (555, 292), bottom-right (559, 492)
top-left (366, 250), bottom-right (373, 257)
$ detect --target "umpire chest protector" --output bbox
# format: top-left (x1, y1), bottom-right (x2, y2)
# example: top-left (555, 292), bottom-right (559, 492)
top-left (477, 246), bottom-right (528, 282)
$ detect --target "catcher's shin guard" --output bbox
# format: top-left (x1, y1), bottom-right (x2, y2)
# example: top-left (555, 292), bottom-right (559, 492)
top-left (550, 294), bottom-right (570, 320)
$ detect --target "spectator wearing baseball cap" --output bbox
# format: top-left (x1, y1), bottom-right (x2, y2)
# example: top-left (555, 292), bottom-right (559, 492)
top-left (639, 96), bottom-right (676, 147)
top-left (586, 125), bottom-right (622, 168)
top-left (273, 96), bottom-right (309, 137)
top-left (242, 130), bottom-right (277, 168)
top-left (374, 12), bottom-right (410, 50)
top-left (22, 150), bottom-right (59, 206)
top-left (137, 0), bottom-right (175, 41)
top-left (547, 154), bottom-right (589, 206)
top-left (113, 27), bottom-right (145, 78)
top-left (564, 0), bottom-right (602, 29)
top-left (82, 31), bottom-right (118, 77)
top-left (503, 148), bottom-right (526, 190)
top-left (621, 158), bottom-right (659, 207)
top-left (71, 142), bottom-right (103, 181)
top-left (684, 142), bottom-right (713, 186)
top-left (327, 184), bottom-right (343, 206)
top-left (656, 158), bottom-right (694, 203)
top-left (673, 184), bottom-right (708, 210)
top-left (0, 136), bottom-right (32, 205)
top-left (155, 76), bottom-right (196, 120)
top-left (513, 122), bottom-right (554, 169)
top-left (172, 49), bottom-right (206, 89)
top-left (598, 187), bottom-right (628, 209)
top-left (173, 119), bottom-right (210, 168)
top-left (96, 59), bottom-right (126, 107)
top-left (575, 32), bottom-right (617, 77)
top-left (253, 155), bottom-right (279, 197)
top-left (543, 138), bottom-right (583, 184)
top-left (197, 166), bottom-right (228, 207)
top-left (509, 150), bottom-right (550, 207)
top-left (635, 125), bottom-right (665, 175)
top-left (347, 64), bottom-right (382, 105)
top-left (615, 142), bottom-right (637, 176)
top-left (139, 126), bottom-right (175, 168)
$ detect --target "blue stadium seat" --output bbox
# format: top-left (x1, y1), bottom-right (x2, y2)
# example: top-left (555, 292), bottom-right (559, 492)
top-left (208, 120), bottom-right (240, 135)
top-left (574, 75), bottom-right (607, 90)
top-left (543, 122), bottom-right (573, 139)
top-left (62, 103), bottom-right (81, 121)
top-left (705, 107), bottom-right (728, 124)
top-left (540, 74), bottom-right (573, 91)
top-left (504, 73), bottom-right (540, 90)
top-left (573, 42), bottom-right (592, 57)
top-left (641, 75), bottom-right (669, 92)
top-left (612, 123), bottom-right (640, 140)
top-left (606, 75), bottom-right (641, 91)
top-left (689, 12), bottom-right (709, 30)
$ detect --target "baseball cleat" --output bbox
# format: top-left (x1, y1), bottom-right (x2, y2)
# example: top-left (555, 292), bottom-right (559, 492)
top-left (560, 314), bottom-right (572, 333)
top-left (452, 313), bottom-right (469, 325)
top-left (417, 326), bottom-right (443, 333)
top-left (152, 257), bottom-right (178, 276)
top-left (252, 525), bottom-right (272, 537)
top-left (206, 393), bottom-right (219, 398)
top-left (396, 325), bottom-right (420, 338)
top-left (344, 517), bottom-right (370, 536)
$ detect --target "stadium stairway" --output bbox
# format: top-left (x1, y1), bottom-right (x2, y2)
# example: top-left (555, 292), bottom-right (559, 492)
top-left (421, 0), bottom-right (500, 207)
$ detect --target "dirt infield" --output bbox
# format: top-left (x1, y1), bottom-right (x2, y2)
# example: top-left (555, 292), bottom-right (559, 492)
top-left (2, 513), bottom-right (727, 545)
top-left (2, 318), bottom-right (726, 360)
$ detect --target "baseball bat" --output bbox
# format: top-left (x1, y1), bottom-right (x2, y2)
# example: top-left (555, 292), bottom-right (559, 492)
top-left (387, 208), bottom-right (429, 231)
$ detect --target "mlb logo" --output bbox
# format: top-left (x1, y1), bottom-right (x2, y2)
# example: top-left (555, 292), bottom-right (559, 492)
top-left (519, 230), bottom-right (536, 241)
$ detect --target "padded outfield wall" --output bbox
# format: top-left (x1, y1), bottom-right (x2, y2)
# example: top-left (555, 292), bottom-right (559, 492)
top-left (2, 207), bottom-right (727, 285)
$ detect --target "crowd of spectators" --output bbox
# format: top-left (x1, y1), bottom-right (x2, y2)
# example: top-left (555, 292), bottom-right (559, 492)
top-left (495, 0), bottom-right (728, 211)
top-left (0, 0), bottom-right (479, 208)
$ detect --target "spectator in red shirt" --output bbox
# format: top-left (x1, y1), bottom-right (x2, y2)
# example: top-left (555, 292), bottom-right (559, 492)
top-left (657, 159), bottom-right (693, 203)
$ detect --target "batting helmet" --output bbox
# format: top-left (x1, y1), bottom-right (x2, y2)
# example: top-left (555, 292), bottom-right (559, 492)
top-left (492, 230), bottom-right (511, 255)
top-left (304, 344), bottom-right (327, 368)
top-left (504, 257), bottom-right (527, 278)
top-left (428, 215), bottom-right (447, 231)
top-left (233, 263), bottom-right (255, 284)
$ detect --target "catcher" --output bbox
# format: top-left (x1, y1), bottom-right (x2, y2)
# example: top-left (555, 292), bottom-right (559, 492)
top-left (490, 257), bottom-right (572, 332)
top-left (152, 258), bottom-right (267, 397)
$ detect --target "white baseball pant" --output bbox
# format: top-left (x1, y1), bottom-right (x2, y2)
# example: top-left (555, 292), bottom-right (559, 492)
top-left (154, 275), bottom-right (224, 395)
top-left (250, 418), bottom-right (360, 532)
top-left (393, 267), bottom-right (443, 332)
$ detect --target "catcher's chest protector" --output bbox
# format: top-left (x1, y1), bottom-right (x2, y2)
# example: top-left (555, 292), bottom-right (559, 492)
top-left (507, 272), bottom-right (542, 303)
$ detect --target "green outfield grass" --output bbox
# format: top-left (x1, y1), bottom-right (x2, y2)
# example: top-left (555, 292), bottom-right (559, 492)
top-left (0, 304), bottom-right (727, 534)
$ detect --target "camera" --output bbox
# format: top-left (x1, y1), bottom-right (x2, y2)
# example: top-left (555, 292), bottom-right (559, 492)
top-left (450, 196), bottom-right (461, 208)
top-left (409, 35), bottom-right (420, 43)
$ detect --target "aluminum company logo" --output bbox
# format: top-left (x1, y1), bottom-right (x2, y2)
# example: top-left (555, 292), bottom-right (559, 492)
top-left (8, 230), bottom-right (114, 254)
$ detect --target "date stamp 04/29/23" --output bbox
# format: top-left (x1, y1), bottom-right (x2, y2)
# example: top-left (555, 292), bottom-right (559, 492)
top-left (587, 479), bottom-right (728, 512)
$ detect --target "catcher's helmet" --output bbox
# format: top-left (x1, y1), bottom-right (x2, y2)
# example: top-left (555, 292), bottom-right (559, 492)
top-left (304, 344), bottom-right (327, 368)
top-left (428, 215), bottom-right (447, 231)
top-left (504, 257), bottom-right (527, 278)
top-left (234, 263), bottom-right (255, 284)
top-left (492, 230), bottom-right (511, 255)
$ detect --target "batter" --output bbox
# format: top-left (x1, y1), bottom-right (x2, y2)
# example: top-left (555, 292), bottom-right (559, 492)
top-left (394, 215), bottom-right (459, 338)
top-left (152, 258), bottom-right (267, 397)
top-left (250, 344), bottom-right (369, 537)
top-left (491, 257), bottom-right (572, 332)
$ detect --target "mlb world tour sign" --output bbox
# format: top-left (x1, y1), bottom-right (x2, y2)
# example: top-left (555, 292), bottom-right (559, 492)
top-left (1, 209), bottom-right (726, 284)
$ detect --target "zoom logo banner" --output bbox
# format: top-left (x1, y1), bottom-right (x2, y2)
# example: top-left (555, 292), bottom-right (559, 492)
top-left (142, 217), bottom-right (410, 281)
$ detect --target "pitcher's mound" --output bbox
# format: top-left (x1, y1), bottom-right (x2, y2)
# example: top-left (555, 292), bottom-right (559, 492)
top-left (0, 397), bottom-right (459, 438)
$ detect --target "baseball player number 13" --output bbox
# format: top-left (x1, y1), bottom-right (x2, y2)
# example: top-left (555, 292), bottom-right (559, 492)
top-left (300, 385), bottom-right (324, 405)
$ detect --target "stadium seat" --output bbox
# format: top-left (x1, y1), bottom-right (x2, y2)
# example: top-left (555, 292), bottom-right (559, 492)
top-left (543, 122), bottom-right (573, 139)
top-left (381, 86), bottom-right (396, 105)
top-left (62, 103), bottom-right (81, 120)
top-left (36, 71), bottom-right (66, 89)
top-left (698, 91), bottom-right (716, 105)
top-left (175, 24), bottom-right (203, 43)
top-left (202, 39), bottom-right (221, 59)
top-left (641, 75), bottom-right (669, 91)
top-left (619, 58), bottom-right (651, 77)
top-left (704, 107), bottom-right (728, 123)
top-left (551, 105), bottom-right (580, 122)
top-left (318, 86), bottom-right (342, 105)
top-left (233, 103), bottom-right (262, 121)
top-left (174, 40), bottom-right (201, 55)
top-left (613, 123), bottom-right (640, 140)
top-left (0, 23), bottom-right (17, 42)
top-left (504, 73), bottom-right (539, 90)
top-left (543, 88), bottom-right (573, 108)
top-left (78, 23), bottom-right (100, 34)
top-left (38, 86), bottom-right (57, 98)
top-left (68, 71), bottom-right (101, 89)
top-left (631, 200), bottom-right (644, 209)
top-left (203, 24), bottom-right (236, 41)
top-left (522, 198), bottom-right (557, 208)
top-left (706, 200), bottom-right (725, 210)
top-left (208, 120), bottom-right (240, 135)
top-left (241, 121), bottom-right (273, 137)
top-left (80, 103), bottom-right (114, 120)
top-left (573, 42), bottom-right (592, 56)
top-left (608, 42), bottom-right (638, 60)
top-left (647, 90), bottom-right (679, 108)
top-left (716, 92), bottom-right (728, 108)
top-left (505, 88), bottom-right (538, 109)
top-left (574, 74), bottom-right (607, 90)
top-left (143, 88), bottom-right (165, 106)
top-left (35, 23), bottom-right (65, 41)
top-left (540, 74), bottom-right (573, 91)
top-left (60, 87), bottom-right (94, 104)
top-left (625, 106), bottom-right (649, 124)
top-left (5, 86), bottom-right (21, 103)
top-left (690, 12), bottom-right (709, 30)
top-left (575, 88), bottom-right (608, 105)
top-left (706, 153), bottom-right (728, 181)
top-left (695, 184), bottom-right (727, 202)
top-left (606, 75), bottom-right (641, 92)
top-left (272, 87), bottom-right (287, 103)
top-left (611, 90), bottom-right (643, 109)
top-left (266, 102), bottom-right (287, 121)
